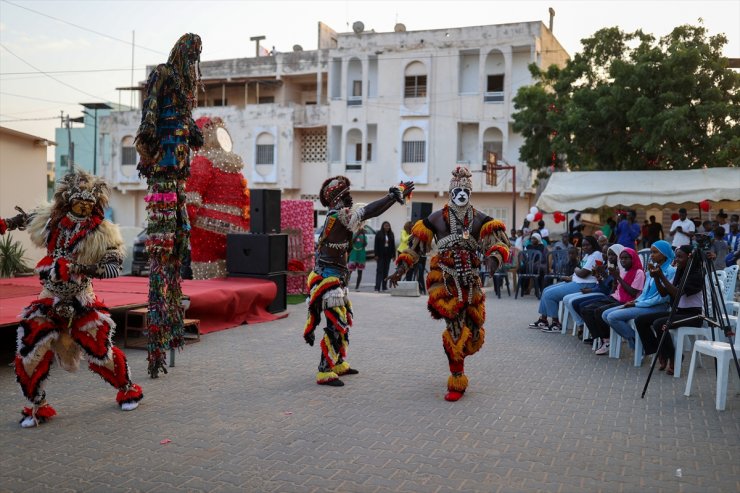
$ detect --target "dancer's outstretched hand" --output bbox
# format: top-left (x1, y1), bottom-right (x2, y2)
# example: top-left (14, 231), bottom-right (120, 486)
top-left (304, 331), bottom-right (315, 347)
top-left (386, 271), bottom-right (403, 288)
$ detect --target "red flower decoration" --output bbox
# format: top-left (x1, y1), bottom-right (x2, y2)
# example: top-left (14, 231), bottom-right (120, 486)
top-left (699, 200), bottom-right (711, 212)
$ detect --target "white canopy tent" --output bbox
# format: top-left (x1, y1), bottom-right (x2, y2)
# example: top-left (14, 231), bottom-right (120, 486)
top-left (535, 168), bottom-right (740, 212)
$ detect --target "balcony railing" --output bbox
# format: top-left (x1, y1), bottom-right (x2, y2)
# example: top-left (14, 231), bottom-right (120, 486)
top-left (347, 96), bottom-right (362, 106)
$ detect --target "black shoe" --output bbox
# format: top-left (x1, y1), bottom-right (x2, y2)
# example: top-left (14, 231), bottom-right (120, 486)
top-left (343, 368), bottom-right (359, 375)
top-left (318, 378), bottom-right (344, 387)
top-left (583, 338), bottom-right (594, 345)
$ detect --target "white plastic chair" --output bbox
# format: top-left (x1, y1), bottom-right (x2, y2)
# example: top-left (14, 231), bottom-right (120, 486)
top-left (671, 277), bottom-right (729, 378)
top-left (684, 322), bottom-right (739, 410)
top-left (609, 320), bottom-right (643, 367)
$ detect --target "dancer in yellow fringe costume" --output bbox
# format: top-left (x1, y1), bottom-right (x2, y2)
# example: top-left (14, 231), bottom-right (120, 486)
top-left (303, 176), bottom-right (414, 386)
top-left (389, 167), bottom-right (510, 401)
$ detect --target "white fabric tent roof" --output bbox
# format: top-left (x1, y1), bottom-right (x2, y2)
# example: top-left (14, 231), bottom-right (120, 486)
top-left (535, 168), bottom-right (740, 212)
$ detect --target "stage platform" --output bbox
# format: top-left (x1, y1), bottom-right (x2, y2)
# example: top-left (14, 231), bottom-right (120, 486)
top-left (0, 276), bottom-right (287, 334)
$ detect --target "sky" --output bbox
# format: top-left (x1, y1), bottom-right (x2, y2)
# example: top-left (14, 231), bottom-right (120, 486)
top-left (1, 0), bottom-right (738, 159)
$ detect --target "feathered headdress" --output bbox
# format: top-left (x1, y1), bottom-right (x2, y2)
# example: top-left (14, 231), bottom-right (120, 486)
top-left (53, 168), bottom-right (110, 217)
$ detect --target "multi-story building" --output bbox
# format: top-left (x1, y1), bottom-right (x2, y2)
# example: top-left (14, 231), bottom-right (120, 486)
top-left (54, 103), bottom-right (116, 182)
top-left (99, 20), bottom-right (569, 234)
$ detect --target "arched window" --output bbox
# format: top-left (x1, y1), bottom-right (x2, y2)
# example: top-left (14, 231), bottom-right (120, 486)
top-left (120, 135), bottom-right (137, 178)
top-left (484, 50), bottom-right (505, 102)
top-left (402, 127), bottom-right (425, 163)
top-left (121, 135), bottom-right (137, 166)
top-left (404, 61), bottom-right (427, 99)
top-left (255, 132), bottom-right (275, 165)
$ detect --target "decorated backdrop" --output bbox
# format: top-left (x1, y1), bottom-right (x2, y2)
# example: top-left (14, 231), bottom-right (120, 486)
top-left (280, 200), bottom-right (314, 294)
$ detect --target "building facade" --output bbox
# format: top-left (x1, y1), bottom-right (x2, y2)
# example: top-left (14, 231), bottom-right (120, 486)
top-left (0, 126), bottom-right (55, 264)
top-left (99, 20), bottom-right (569, 234)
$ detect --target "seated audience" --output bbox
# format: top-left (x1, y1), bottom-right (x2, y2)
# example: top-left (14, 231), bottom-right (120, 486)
top-left (634, 245), bottom-right (703, 375)
top-left (580, 247), bottom-right (645, 353)
top-left (600, 240), bottom-right (676, 353)
top-left (528, 236), bottom-right (602, 332)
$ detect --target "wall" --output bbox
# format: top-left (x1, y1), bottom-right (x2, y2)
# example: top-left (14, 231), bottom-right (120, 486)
top-left (0, 131), bottom-right (50, 265)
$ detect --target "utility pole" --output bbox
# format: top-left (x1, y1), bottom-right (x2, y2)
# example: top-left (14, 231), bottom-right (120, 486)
top-left (66, 114), bottom-right (74, 175)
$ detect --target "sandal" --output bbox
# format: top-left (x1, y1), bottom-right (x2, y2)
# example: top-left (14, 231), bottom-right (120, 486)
top-left (658, 356), bottom-right (667, 372)
top-left (666, 361), bottom-right (674, 376)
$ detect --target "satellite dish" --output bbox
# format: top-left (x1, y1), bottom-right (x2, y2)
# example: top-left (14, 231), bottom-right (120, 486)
top-left (293, 44), bottom-right (303, 52)
top-left (394, 23), bottom-right (406, 33)
top-left (352, 21), bottom-right (364, 34)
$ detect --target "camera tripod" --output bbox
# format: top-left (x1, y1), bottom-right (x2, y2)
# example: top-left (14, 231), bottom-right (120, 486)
top-left (641, 245), bottom-right (739, 398)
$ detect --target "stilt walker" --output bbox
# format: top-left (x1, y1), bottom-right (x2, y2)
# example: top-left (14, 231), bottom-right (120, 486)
top-left (135, 33), bottom-right (204, 377)
top-left (303, 177), bottom-right (414, 386)
top-left (1, 170), bottom-right (143, 428)
top-left (389, 167), bottom-right (510, 401)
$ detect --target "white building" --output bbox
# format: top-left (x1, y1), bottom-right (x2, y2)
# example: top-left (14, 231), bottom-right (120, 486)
top-left (99, 20), bottom-right (569, 234)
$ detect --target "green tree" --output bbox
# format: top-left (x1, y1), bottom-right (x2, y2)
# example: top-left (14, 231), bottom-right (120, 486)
top-left (513, 23), bottom-right (740, 174)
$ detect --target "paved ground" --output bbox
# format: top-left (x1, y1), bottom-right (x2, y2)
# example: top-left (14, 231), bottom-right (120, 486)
top-left (0, 267), bottom-right (738, 492)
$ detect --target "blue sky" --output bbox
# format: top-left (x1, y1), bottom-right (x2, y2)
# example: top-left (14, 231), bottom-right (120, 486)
top-left (1, 0), bottom-right (738, 153)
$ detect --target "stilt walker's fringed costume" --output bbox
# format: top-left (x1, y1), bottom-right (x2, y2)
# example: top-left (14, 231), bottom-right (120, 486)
top-left (392, 167), bottom-right (510, 401)
top-left (303, 176), bottom-right (414, 386)
top-left (0, 169), bottom-right (143, 428)
top-left (135, 33), bottom-right (204, 377)
top-left (185, 116), bottom-right (250, 279)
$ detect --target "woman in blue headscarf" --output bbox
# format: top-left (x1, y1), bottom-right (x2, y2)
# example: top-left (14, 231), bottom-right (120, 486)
top-left (600, 240), bottom-right (676, 353)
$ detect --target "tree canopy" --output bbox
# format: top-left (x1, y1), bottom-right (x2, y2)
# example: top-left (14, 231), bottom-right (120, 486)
top-left (512, 23), bottom-right (740, 176)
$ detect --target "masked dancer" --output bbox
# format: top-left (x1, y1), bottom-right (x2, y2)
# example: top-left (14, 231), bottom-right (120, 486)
top-left (389, 167), bottom-right (510, 401)
top-left (303, 176), bottom-right (414, 386)
top-left (1, 169), bottom-right (143, 428)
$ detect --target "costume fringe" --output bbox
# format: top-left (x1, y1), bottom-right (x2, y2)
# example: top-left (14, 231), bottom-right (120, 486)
top-left (316, 371), bottom-right (339, 383)
top-left (20, 403), bottom-right (57, 424)
top-left (333, 361), bottom-right (350, 375)
top-left (88, 346), bottom-right (131, 390)
top-left (480, 219), bottom-right (506, 238)
top-left (465, 327), bottom-right (485, 355)
top-left (466, 302), bottom-right (485, 328)
top-left (447, 374), bottom-right (469, 392)
top-left (485, 244), bottom-right (511, 263)
top-left (15, 351), bottom-right (54, 402)
top-left (411, 220), bottom-right (434, 247)
top-left (442, 326), bottom-right (472, 362)
top-left (395, 252), bottom-right (416, 268)
top-left (116, 383), bottom-right (144, 405)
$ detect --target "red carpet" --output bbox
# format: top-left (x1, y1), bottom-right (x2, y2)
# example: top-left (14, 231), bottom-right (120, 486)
top-left (0, 276), bottom-right (286, 333)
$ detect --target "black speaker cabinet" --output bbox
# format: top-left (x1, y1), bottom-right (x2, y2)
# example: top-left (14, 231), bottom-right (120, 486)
top-left (411, 202), bottom-right (433, 223)
top-left (226, 233), bottom-right (287, 275)
top-left (230, 272), bottom-right (287, 313)
top-left (250, 189), bottom-right (281, 234)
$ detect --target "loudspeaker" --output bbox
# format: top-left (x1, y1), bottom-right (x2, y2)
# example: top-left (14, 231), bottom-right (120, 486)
top-left (250, 189), bottom-right (281, 234)
top-left (226, 233), bottom-right (287, 275)
top-left (411, 202), bottom-right (433, 223)
top-left (230, 272), bottom-right (287, 313)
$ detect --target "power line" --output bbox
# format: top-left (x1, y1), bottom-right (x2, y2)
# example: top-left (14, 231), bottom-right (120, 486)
top-left (0, 43), bottom-right (113, 104)
top-left (0, 114), bottom-right (59, 122)
top-left (0, 91), bottom-right (78, 105)
top-left (1, 67), bottom-right (146, 76)
top-left (1, 0), bottom-right (167, 56)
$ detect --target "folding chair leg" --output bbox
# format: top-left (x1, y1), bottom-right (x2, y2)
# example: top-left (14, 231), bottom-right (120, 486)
top-left (684, 346), bottom-right (699, 397)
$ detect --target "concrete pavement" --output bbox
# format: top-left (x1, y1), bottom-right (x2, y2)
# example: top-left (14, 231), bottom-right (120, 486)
top-left (0, 284), bottom-right (738, 493)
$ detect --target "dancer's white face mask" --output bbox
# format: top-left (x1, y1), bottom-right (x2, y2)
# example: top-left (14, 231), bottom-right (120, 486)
top-left (450, 187), bottom-right (471, 207)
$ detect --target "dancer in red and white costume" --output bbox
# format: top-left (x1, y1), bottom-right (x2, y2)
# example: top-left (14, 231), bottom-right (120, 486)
top-left (185, 116), bottom-right (250, 279)
top-left (0, 169), bottom-right (143, 428)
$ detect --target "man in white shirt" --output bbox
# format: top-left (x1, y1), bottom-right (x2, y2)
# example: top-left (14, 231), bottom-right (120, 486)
top-left (670, 208), bottom-right (695, 248)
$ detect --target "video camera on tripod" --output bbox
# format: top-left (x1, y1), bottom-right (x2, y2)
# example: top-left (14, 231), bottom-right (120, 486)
top-left (642, 239), bottom-right (739, 398)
